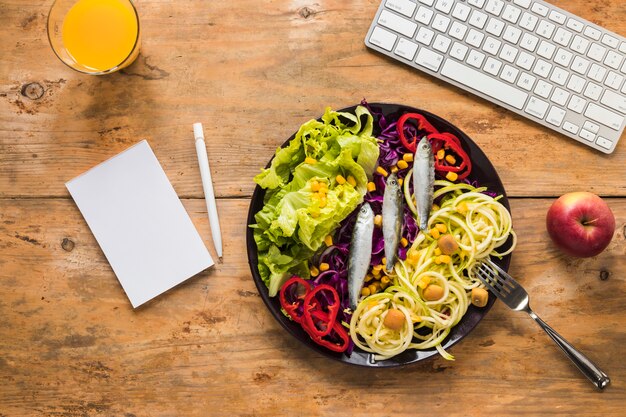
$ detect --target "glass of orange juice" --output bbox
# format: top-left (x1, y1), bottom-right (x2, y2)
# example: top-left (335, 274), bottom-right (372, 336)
top-left (47, 0), bottom-right (140, 75)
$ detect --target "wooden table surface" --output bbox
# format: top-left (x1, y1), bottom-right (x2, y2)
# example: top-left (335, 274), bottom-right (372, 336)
top-left (2, 0), bottom-right (626, 415)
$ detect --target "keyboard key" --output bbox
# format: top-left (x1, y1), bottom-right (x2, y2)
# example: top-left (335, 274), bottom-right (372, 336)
top-left (548, 10), bottom-right (566, 25)
top-left (563, 121), bottom-right (579, 134)
top-left (416, 27), bottom-right (435, 45)
top-left (369, 26), bottom-right (398, 51)
top-left (485, 0), bottom-right (505, 16)
top-left (571, 35), bottom-right (590, 54)
top-left (532, 59), bottom-right (552, 78)
top-left (554, 48), bottom-right (573, 67)
top-left (567, 74), bottom-right (586, 93)
top-left (571, 56), bottom-right (590, 75)
top-left (620, 43), bottom-right (626, 54)
top-left (502, 5), bottom-right (522, 24)
top-left (537, 41), bottom-right (556, 59)
top-left (415, 48), bottom-right (444, 72)
top-left (596, 137), bottom-right (613, 150)
top-left (432, 14), bottom-right (451, 32)
top-left (433, 34), bottom-right (452, 53)
top-left (546, 106), bottom-right (566, 126)
top-left (385, 0), bottom-right (417, 18)
top-left (553, 28), bottom-right (573, 47)
top-left (500, 44), bottom-right (519, 63)
top-left (549, 67), bottom-right (568, 86)
top-left (530, 3), bottom-right (549, 17)
top-left (517, 72), bottom-right (536, 91)
top-left (469, 10), bottom-right (488, 29)
top-left (584, 26), bottom-right (602, 41)
top-left (583, 82), bottom-right (602, 101)
top-left (486, 18), bottom-right (506, 37)
top-left (516, 51), bottom-right (535, 70)
top-left (588, 64), bottom-right (607, 83)
top-left (450, 42), bottom-right (469, 61)
top-left (566, 18), bottom-right (584, 33)
top-left (604, 71), bottom-right (624, 90)
top-left (467, 29), bottom-right (485, 48)
top-left (441, 59), bottom-right (528, 108)
top-left (483, 37), bottom-right (502, 55)
top-left (579, 129), bottom-right (596, 142)
top-left (534, 80), bottom-right (552, 98)
top-left (379, 10), bottom-right (418, 37)
top-left (519, 12), bottom-right (538, 31)
top-left (468, 0), bottom-right (485, 7)
top-left (435, 0), bottom-right (455, 14)
top-left (600, 90), bottom-right (626, 114)
top-left (525, 96), bottom-right (549, 118)
top-left (587, 43), bottom-right (607, 62)
top-left (536, 20), bottom-right (555, 39)
top-left (503, 26), bottom-right (522, 44)
top-left (585, 103), bottom-right (624, 130)
top-left (484, 57), bottom-right (503, 75)
top-left (583, 121), bottom-right (600, 134)
top-left (513, 0), bottom-right (530, 8)
top-left (604, 51), bottom-right (623, 70)
top-left (449, 21), bottom-right (468, 40)
top-left (452, 3), bottom-right (471, 22)
top-left (601, 34), bottom-right (619, 49)
top-left (418, 0), bottom-right (434, 5)
top-left (415, 7), bottom-right (434, 25)
top-left (467, 50), bottom-right (486, 68)
top-left (550, 87), bottom-right (570, 106)
top-left (500, 65), bottom-right (520, 83)
top-left (567, 95), bottom-right (586, 113)
top-left (520, 33), bottom-right (539, 52)
top-left (394, 38), bottom-right (419, 60)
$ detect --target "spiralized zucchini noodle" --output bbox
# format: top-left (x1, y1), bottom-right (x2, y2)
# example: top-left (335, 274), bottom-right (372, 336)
top-left (349, 174), bottom-right (517, 361)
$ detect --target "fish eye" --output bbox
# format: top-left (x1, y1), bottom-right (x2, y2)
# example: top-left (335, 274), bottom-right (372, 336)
top-left (390, 179), bottom-right (397, 186)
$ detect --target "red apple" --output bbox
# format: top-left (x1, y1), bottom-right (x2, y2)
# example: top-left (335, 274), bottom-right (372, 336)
top-left (546, 192), bottom-right (615, 258)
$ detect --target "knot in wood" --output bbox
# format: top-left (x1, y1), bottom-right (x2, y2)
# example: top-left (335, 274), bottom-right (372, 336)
top-left (599, 269), bottom-right (609, 281)
top-left (20, 82), bottom-right (45, 100)
top-left (299, 6), bottom-right (316, 19)
top-left (61, 238), bottom-right (75, 252)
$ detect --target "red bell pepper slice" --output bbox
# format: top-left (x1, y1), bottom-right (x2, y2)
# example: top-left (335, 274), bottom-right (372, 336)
top-left (307, 310), bottom-right (350, 353)
top-left (302, 284), bottom-right (340, 338)
top-left (279, 276), bottom-right (312, 324)
top-left (428, 132), bottom-right (472, 180)
top-left (397, 113), bottom-right (439, 152)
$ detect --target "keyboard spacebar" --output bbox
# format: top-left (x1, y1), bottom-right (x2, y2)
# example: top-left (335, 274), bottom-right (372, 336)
top-left (441, 60), bottom-right (528, 110)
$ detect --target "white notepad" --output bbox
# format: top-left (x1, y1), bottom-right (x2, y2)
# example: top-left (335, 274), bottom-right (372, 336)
top-left (66, 140), bottom-right (214, 308)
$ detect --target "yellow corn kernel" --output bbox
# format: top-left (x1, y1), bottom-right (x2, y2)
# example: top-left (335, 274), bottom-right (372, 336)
top-left (361, 287), bottom-right (371, 297)
top-left (376, 166), bottom-right (388, 177)
top-left (381, 276), bottom-right (390, 285)
top-left (372, 267), bottom-right (381, 277)
top-left (413, 316), bottom-right (422, 323)
top-left (319, 181), bottom-right (328, 192)
top-left (381, 257), bottom-right (387, 265)
top-left (368, 284), bottom-right (378, 294)
top-left (438, 255), bottom-right (452, 264)
top-left (430, 228), bottom-right (441, 239)
top-left (319, 262), bottom-right (330, 272)
top-left (445, 154), bottom-right (457, 164)
top-left (305, 157), bottom-right (317, 164)
top-left (311, 212), bottom-right (319, 218)
top-left (434, 256), bottom-right (442, 265)
top-left (435, 223), bottom-right (447, 233)
top-left (374, 214), bottom-right (383, 227)
top-left (397, 160), bottom-right (409, 169)
top-left (457, 201), bottom-right (468, 215)
top-left (434, 248), bottom-right (442, 256)
top-left (364, 273), bottom-right (374, 283)
top-left (372, 264), bottom-right (383, 273)
top-left (318, 195), bottom-right (327, 208)
top-left (391, 166), bottom-right (399, 174)
top-left (310, 265), bottom-right (319, 277)
top-left (402, 153), bottom-right (414, 162)
top-left (310, 180), bottom-right (320, 192)
top-left (336, 175), bottom-right (346, 185)
top-left (400, 237), bottom-right (408, 247)
top-left (367, 182), bottom-right (376, 192)
top-left (417, 276), bottom-right (431, 289)
top-left (432, 203), bottom-right (440, 212)
top-left (324, 235), bottom-right (333, 247)
top-left (446, 171), bottom-right (459, 181)
top-left (407, 249), bottom-right (420, 263)
top-left (347, 175), bottom-right (356, 187)
top-left (398, 178), bottom-right (403, 187)
top-left (436, 149), bottom-right (445, 160)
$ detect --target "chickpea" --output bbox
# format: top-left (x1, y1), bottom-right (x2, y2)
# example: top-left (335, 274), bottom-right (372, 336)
top-left (437, 234), bottom-right (459, 255)
top-left (471, 287), bottom-right (489, 307)
top-left (383, 308), bottom-right (405, 331)
top-left (423, 284), bottom-right (444, 301)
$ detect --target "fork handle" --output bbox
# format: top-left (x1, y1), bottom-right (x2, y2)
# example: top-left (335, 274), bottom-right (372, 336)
top-left (528, 310), bottom-right (610, 390)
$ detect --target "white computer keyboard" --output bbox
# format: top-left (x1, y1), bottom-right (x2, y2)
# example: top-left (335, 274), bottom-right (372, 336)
top-left (365, 0), bottom-right (626, 153)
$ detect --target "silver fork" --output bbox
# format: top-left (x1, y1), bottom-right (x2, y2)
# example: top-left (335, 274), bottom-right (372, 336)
top-left (474, 259), bottom-right (610, 390)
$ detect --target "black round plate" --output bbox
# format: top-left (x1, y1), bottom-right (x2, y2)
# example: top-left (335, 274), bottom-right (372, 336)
top-left (246, 103), bottom-right (512, 367)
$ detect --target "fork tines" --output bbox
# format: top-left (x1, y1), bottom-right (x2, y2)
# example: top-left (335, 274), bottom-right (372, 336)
top-left (475, 260), bottom-right (515, 296)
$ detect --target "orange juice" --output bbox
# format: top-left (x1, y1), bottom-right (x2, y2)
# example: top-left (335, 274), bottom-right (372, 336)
top-left (61, 0), bottom-right (139, 72)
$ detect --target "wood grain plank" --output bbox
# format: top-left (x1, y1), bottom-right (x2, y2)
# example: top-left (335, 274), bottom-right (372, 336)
top-left (2, 1), bottom-right (626, 199)
top-left (1, 197), bottom-right (625, 416)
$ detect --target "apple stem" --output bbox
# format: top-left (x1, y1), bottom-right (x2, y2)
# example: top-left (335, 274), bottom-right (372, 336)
top-left (582, 217), bottom-right (598, 226)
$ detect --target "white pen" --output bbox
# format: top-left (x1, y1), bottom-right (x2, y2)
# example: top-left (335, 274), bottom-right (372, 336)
top-left (193, 123), bottom-right (223, 261)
